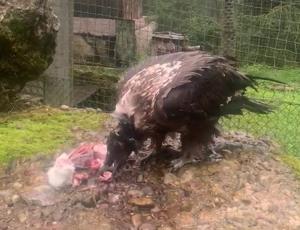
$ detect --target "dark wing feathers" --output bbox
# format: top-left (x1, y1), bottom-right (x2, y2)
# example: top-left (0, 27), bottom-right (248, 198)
top-left (117, 51), bottom-right (273, 125)
top-left (154, 52), bottom-right (266, 122)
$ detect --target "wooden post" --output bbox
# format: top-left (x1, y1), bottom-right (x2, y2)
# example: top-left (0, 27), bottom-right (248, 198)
top-left (222, 0), bottom-right (236, 59)
top-left (115, 19), bottom-right (137, 67)
top-left (119, 0), bottom-right (143, 20)
top-left (44, 0), bottom-right (73, 106)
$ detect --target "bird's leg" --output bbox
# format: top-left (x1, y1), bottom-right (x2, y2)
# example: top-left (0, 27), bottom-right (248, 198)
top-left (170, 148), bottom-right (206, 172)
top-left (140, 134), bottom-right (165, 166)
top-left (170, 134), bottom-right (207, 172)
top-left (206, 143), bottom-right (223, 162)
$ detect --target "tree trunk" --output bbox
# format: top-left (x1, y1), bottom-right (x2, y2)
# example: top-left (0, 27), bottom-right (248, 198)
top-left (119, 0), bottom-right (143, 20)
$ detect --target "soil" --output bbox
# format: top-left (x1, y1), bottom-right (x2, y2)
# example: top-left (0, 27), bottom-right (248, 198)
top-left (0, 126), bottom-right (300, 230)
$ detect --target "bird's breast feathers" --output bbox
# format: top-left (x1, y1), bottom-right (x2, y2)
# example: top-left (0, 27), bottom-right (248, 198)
top-left (115, 60), bottom-right (183, 121)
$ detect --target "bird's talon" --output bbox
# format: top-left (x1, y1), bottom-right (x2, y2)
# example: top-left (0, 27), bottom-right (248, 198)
top-left (169, 157), bottom-right (203, 172)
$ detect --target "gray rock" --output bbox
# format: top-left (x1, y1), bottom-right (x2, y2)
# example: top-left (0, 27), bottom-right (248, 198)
top-left (139, 223), bottom-right (157, 230)
top-left (17, 212), bottom-right (27, 223)
top-left (11, 194), bottom-right (21, 204)
top-left (108, 193), bottom-right (120, 204)
top-left (157, 226), bottom-right (173, 230)
top-left (142, 186), bottom-right (154, 196)
top-left (86, 107), bottom-right (96, 112)
top-left (151, 206), bottom-right (161, 213)
top-left (60, 105), bottom-right (70, 110)
top-left (179, 169), bottom-right (195, 184)
top-left (0, 190), bottom-right (13, 203)
top-left (137, 174), bottom-right (144, 183)
top-left (163, 173), bottom-right (179, 186)
top-left (175, 212), bottom-right (196, 229)
top-left (21, 185), bottom-right (62, 206)
top-left (131, 214), bottom-right (142, 228)
top-left (127, 189), bottom-right (144, 198)
top-left (128, 197), bottom-right (155, 208)
top-left (12, 182), bottom-right (23, 189)
top-left (53, 209), bottom-right (64, 222)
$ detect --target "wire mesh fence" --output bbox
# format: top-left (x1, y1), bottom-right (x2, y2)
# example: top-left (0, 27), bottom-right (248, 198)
top-left (20, 0), bottom-right (300, 156)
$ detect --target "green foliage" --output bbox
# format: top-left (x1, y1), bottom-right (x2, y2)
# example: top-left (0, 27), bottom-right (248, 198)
top-left (144, 0), bottom-right (222, 52)
top-left (235, 4), bottom-right (300, 66)
top-left (144, 0), bottom-right (300, 67)
top-left (73, 65), bottom-right (123, 81)
top-left (0, 107), bottom-right (108, 165)
top-left (280, 154), bottom-right (300, 178)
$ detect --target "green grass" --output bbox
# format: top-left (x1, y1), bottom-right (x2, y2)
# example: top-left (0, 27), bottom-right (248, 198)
top-left (280, 155), bottom-right (300, 178)
top-left (1, 64), bottom-right (299, 177)
top-left (240, 64), bottom-right (300, 84)
top-left (73, 64), bottom-right (124, 81)
top-left (0, 107), bottom-right (108, 165)
top-left (222, 65), bottom-right (300, 176)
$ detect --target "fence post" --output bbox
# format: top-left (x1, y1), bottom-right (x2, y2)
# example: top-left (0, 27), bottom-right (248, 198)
top-left (44, 0), bottom-right (73, 106)
top-left (222, 0), bottom-right (236, 59)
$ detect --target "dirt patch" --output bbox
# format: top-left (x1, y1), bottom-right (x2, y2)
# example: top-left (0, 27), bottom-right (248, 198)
top-left (0, 131), bottom-right (300, 230)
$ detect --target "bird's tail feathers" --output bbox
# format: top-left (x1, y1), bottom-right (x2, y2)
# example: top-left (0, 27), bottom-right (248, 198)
top-left (220, 96), bottom-right (273, 116)
top-left (245, 74), bottom-right (286, 85)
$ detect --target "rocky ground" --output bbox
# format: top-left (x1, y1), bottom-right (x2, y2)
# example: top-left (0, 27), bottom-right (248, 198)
top-left (0, 127), bottom-right (300, 230)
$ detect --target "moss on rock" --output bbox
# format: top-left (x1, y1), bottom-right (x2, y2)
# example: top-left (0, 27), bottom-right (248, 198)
top-left (0, 0), bottom-right (58, 111)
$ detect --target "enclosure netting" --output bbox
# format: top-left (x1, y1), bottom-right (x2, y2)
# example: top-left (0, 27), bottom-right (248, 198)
top-left (24, 0), bottom-right (300, 157)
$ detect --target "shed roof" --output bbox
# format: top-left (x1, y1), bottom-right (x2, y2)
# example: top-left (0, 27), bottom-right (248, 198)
top-left (152, 31), bottom-right (186, 40)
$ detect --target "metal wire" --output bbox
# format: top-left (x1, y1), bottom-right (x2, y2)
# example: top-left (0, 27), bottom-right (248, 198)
top-left (21, 0), bottom-right (300, 155)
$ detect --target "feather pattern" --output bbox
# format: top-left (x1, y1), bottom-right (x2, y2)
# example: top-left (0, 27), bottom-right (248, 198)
top-left (114, 51), bottom-right (271, 135)
top-left (102, 51), bottom-right (276, 174)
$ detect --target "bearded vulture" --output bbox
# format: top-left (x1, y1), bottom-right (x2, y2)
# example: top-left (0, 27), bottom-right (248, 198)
top-left (100, 51), bottom-right (281, 174)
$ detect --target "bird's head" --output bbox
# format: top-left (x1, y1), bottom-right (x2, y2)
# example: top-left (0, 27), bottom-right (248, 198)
top-left (100, 116), bottom-right (137, 175)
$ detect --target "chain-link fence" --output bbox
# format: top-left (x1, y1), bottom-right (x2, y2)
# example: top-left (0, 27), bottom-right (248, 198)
top-left (21, 0), bottom-right (300, 156)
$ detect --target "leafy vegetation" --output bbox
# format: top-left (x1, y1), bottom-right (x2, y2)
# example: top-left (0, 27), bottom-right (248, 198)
top-left (144, 1), bottom-right (300, 177)
top-left (73, 65), bottom-right (123, 82)
top-left (0, 107), bottom-right (108, 165)
top-left (144, 0), bottom-right (222, 52)
top-left (281, 155), bottom-right (300, 178)
top-left (236, 3), bottom-right (300, 66)
top-left (144, 0), bottom-right (300, 66)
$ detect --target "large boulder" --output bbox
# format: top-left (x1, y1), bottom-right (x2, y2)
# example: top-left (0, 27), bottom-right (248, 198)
top-left (0, 0), bottom-right (59, 110)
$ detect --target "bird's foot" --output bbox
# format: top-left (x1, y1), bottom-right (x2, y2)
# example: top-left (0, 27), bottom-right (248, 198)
top-left (169, 157), bottom-right (202, 172)
top-left (140, 152), bottom-right (158, 166)
top-left (207, 147), bottom-right (223, 162)
top-left (98, 158), bottom-right (131, 179)
top-left (140, 146), bottom-right (181, 167)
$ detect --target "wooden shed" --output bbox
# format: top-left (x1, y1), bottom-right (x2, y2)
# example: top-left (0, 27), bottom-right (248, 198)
top-left (73, 0), bottom-right (148, 67)
top-left (151, 32), bottom-right (188, 56)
